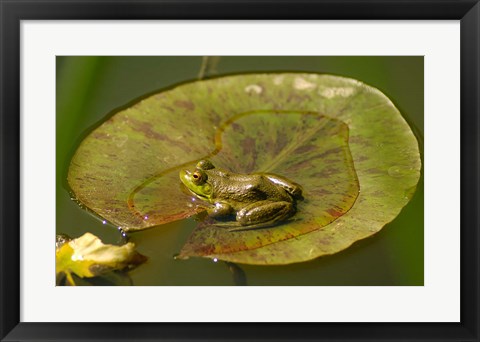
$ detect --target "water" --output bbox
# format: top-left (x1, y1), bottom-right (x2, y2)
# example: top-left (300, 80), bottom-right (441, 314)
top-left (56, 56), bottom-right (424, 285)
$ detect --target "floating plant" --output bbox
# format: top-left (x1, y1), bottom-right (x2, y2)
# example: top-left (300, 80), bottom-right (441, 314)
top-left (56, 233), bottom-right (147, 285)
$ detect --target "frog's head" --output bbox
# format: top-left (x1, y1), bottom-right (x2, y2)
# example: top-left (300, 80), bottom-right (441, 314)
top-left (179, 160), bottom-right (215, 200)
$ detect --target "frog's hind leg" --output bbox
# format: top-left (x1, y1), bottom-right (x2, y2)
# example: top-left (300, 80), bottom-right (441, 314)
top-left (232, 200), bottom-right (295, 231)
top-left (264, 174), bottom-right (303, 200)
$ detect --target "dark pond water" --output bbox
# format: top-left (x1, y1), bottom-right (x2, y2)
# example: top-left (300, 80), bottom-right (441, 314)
top-left (56, 56), bottom-right (423, 285)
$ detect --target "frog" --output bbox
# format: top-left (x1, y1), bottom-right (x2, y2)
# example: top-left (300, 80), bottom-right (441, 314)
top-left (179, 160), bottom-right (303, 230)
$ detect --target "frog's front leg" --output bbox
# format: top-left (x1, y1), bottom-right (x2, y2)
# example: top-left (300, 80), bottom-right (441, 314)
top-left (234, 200), bottom-right (295, 229)
top-left (207, 201), bottom-right (233, 218)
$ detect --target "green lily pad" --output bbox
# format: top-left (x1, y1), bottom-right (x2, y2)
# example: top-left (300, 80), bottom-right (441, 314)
top-left (68, 73), bottom-right (421, 265)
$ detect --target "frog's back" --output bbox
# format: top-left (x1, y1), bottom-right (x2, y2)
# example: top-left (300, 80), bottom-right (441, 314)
top-left (210, 174), bottom-right (289, 208)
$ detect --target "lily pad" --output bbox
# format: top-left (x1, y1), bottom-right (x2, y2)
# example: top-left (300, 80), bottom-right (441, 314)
top-left (56, 232), bottom-right (147, 285)
top-left (68, 73), bottom-right (421, 265)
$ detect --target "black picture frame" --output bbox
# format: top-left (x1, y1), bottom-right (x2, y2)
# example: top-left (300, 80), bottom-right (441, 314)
top-left (1, 1), bottom-right (479, 341)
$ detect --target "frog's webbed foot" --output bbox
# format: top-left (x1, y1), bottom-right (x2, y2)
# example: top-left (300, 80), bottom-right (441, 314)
top-left (234, 200), bottom-right (295, 230)
top-left (227, 222), bottom-right (277, 232)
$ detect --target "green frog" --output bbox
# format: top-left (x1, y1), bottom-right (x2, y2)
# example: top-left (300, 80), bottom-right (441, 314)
top-left (179, 160), bottom-right (303, 230)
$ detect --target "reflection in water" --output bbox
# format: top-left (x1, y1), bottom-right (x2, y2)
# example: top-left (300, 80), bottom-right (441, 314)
top-left (225, 262), bottom-right (247, 286)
top-left (198, 56), bottom-right (221, 80)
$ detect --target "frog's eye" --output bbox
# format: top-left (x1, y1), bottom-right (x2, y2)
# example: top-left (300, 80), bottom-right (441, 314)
top-left (192, 171), bottom-right (206, 184)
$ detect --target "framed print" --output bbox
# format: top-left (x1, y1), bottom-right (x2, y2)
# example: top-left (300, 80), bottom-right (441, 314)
top-left (1, 0), bottom-right (479, 341)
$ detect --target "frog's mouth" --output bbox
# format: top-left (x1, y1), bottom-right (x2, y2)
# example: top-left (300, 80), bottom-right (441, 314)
top-left (185, 187), bottom-right (209, 201)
